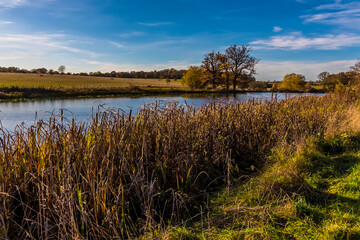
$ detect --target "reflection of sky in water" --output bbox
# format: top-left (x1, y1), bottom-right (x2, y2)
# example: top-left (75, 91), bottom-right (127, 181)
top-left (0, 92), bottom-right (323, 132)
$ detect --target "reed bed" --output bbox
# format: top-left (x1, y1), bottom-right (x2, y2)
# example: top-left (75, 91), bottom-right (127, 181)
top-left (0, 92), bottom-right (355, 239)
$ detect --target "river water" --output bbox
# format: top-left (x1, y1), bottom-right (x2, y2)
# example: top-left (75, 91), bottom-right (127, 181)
top-left (0, 92), bottom-right (323, 132)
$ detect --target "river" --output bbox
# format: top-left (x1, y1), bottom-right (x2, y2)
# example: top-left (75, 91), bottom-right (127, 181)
top-left (0, 92), bottom-right (323, 132)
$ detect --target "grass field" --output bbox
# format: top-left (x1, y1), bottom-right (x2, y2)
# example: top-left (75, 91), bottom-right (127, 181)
top-left (0, 73), bottom-right (192, 101)
top-left (0, 72), bottom-right (184, 89)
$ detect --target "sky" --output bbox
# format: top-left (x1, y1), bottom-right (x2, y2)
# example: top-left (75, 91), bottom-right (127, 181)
top-left (0, 0), bottom-right (359, 81)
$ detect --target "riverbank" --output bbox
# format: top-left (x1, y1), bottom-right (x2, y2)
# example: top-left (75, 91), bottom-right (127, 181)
top-left (0, 86), bottom-right (265, 102)
top-left (0, 72), bottom-right (325, 102)
top-left (0, 86), bottom-right (325, 103)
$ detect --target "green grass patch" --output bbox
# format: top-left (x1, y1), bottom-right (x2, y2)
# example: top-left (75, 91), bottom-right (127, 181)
top-left (162, 133), bottom-right (360, 239)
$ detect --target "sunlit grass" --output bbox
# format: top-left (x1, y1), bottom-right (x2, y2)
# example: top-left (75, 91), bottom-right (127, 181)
top-left (176, 132), bottom-right (360, 239)
top-left (0, 72), bottom-right (184, 89)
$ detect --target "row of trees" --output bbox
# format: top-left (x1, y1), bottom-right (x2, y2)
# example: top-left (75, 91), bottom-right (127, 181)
top-left (182, 45), bottom-right (260, 90)
top-left (0, 65), bottom-right (186, 79)
top-left (317, 70), bottom-right (359, 91)
top-left (274, 60), bottom-right (360, 92)
top-left (0, 65), bottom-right (67, 74)
top-left (87, 68), bottom-right (185, 79)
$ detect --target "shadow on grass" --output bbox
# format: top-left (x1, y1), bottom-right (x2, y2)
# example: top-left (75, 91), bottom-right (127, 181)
top-left (198, 134), bottom-right (360, 235)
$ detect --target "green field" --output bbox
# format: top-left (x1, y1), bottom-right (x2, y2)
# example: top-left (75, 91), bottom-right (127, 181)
top-left (0, 72), bottom-right (184, 89)
top-left (0, 73), bottom-right (193, 101)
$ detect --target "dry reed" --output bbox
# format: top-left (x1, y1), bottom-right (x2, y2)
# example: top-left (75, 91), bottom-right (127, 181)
top-left (0, 92), bottom-right (355, 239)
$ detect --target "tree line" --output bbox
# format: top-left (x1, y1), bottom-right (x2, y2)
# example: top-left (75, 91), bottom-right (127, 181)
top-left (182, 45), bottom-right (260, 90)
top-left (268, 60), bottom-right (360, 92)
top-left (0, 66), bottom-right (186, 80)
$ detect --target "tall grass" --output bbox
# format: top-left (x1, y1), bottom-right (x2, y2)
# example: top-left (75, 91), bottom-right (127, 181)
top-left (0, 92), bottom-right (356, 239)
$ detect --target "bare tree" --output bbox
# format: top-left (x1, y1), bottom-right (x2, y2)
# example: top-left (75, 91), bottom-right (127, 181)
top-left (201, 51), bottom-right (223, 89)
top-left (350, 60), bottom-right (360, 74)
top-left (318, 71), bottom-right (330, 83)
top-left (58, 65), bottom-right (66, 74)
top-left (225, 45), bottom-right (259, 91)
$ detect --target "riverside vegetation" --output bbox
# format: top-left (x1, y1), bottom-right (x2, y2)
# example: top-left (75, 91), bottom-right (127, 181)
top-left (1, 84), bottom-right (360, 239)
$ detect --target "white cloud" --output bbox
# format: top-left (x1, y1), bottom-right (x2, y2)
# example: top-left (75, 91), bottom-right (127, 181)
top-left (315, 0), bottom-right (358, 10)
top-left (273, 26), bottom-right (282, 32)
top-left (78, 60), bottom-right (192, 73)
top-left (0, 33), bottom-right (99, 57)
top-left (0, 33), bottom-right (101, 72)
top-left (303, 1), bottom-right (360, 29)
top-left (250, 32), bottom-right (360, 50)
top-left (256, 60), bottom-right (356, 81)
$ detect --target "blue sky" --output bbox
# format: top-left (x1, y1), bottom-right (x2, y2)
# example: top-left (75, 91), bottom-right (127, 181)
top-left (0, 0), bottom-right (359, 81)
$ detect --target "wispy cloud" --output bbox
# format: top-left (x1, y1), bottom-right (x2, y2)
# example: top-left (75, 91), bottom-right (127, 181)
top-left (0, 20), bottom-right (13, 25)
top-left (109, 37), bottom-right (193, 51)
top-left (0, 0), bottom-right (58, 9)
top-left (250, 32), bottom-right (360, 50)
top-left (302, 1), bottom-right (360, 29)
top-left (79, 60), bottom-right (191, 73)
top-left (0, 33), bottom-right (99, 57)
top-left (109, 41), bottom-right (126, 48)
top-left (137, 21), bottom-right (173, 27)
top-left (315, 0), bottom-right (356, 10)
top-left (0, 0), bottom-right (26, 7)
top-left (273, 26), bottom-right (282, 32)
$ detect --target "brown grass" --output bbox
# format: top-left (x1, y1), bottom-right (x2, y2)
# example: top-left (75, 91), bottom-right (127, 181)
top-left (0, 72), bottom-right (184, 89)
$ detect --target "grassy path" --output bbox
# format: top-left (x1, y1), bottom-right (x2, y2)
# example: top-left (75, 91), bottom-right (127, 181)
top-left (165, 135), bottom-right (360, 239)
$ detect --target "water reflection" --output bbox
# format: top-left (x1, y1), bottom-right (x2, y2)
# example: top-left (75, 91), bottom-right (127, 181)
top-left (0, 92), bottom-right (323, 132)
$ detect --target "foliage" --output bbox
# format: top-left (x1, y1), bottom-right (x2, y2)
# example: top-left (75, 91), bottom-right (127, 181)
top-left (280, 73), bottom-right (306, 91)
top-left (201, 51), bottom-right (223, 89)
top-left (200, 45), bottom-right (260, 91)
top-left (248, 81), bottom-right (267, 91)
top-left (181, 66), bottom-right (204, 89)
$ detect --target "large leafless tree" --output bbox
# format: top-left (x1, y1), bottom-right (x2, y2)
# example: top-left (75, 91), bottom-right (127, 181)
top-left (225, 45), bottom-right (259, 91)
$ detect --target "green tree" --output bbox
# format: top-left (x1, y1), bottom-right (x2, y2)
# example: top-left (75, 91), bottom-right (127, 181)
top-left (225, 45), bottom-right (259, 91)
top-left (181, 66), bottom-right (203, 89)
top-left (280, 73), bottom-right (306, 91)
